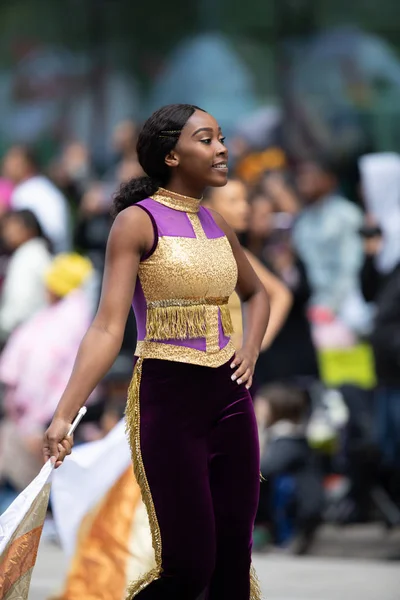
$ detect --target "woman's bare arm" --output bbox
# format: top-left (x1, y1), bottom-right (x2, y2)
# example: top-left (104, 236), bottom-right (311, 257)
top-left (244, 249), bottom-right (292, 350)
top-left (210, 209), bottom-right (270, 388)
top-left (44, 206), bottom-right (154, 464)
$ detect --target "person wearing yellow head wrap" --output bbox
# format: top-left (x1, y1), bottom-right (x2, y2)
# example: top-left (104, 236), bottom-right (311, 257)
top-left (45, 253), bottom-right (93, 301)
top-left (0, 253), bottom-right (96, 498)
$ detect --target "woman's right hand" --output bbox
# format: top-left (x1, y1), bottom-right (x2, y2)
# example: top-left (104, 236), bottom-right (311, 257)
top-left (43, 417), bottom-right (74, 468)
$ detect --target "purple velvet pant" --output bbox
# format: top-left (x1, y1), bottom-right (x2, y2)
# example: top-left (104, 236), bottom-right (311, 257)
top-left (134, 357), bottom-right (260, 599)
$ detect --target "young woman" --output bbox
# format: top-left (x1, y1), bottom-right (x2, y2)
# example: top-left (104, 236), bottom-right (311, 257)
top-left (202, 179), bottom-right (292, 353)
top-left (44, 104), bottom-right (270, 600)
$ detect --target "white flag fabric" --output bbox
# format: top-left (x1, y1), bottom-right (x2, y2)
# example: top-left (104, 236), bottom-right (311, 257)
top-left (52, 419), bottom-right (132, 557)
top-left (0, 461), bottom-right (53, 599)
top-left (50, 420), bottom-right (154, 600)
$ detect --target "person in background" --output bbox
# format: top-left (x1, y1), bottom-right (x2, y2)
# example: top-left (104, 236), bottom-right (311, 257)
top-left (103, 119), bottom-right (142, 183)
top-left (115, 154), bottom-right (144, 184)
top-left (113, 119), bottom-right (138, 160)
top-left (244, 185), bottom-right (319, 387)
top-left (234, 147), bottom-right (287, 187)
top-left (74, 182), bottom-right (113, 274)
top-left (0, 179), bottom-right (14, 217)
top-left (0, 209), bottom-right (52, 343)
top-left (48, 141), bottom-right (94, 209)
top-left (360, 216), bottom-right (400, 503)
top-left (2, 145), bottom-right (71, 253)
top-left (260, 171), bottom-right (299, 216)
top-left (244, 190), bottom-right (275, 261)
top-left (0, 253), bottom-right (95, 503)
top-left (0, 180), bottom-right (15, 291)
top-left (290, 158), bottom-right (364, 331)
top-left (74, 182), bottom-right (138, 363)
top-left (202, 179), bottom-right (292, 353)
top-left (254, 384), bottom-right (323, 555)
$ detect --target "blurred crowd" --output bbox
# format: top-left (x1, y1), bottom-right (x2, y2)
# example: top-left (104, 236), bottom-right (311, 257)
top-left (0, 117), bottom-right (399, 558)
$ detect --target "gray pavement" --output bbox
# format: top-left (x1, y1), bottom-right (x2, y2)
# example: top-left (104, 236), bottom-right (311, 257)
top-left (29, 525), bottom-right (400, 600)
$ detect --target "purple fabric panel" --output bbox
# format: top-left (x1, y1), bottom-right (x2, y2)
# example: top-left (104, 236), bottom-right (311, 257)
top-left (136, 358), bottom-right (260, 598)
top-left (134, 204), bottom-right (159, 261)
top-left (199, 206), bottom-right (225, 239)
top-left (218, 311), bottom-right (230, 350)
top-left (138, 198), bottom-right (196, 238)
top-left (132, 277), bottom-right (147, 341)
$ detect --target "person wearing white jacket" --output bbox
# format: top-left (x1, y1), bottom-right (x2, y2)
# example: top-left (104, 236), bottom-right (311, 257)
top-left (2, 145), bottom-right (71, 254)
top-left (0, 209), bottom-right (52, 342)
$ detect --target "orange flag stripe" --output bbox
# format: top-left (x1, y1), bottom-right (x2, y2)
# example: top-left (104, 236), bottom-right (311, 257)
top-left (54, 467), bottom-right (141, 600)
top-left (0, 525), bottom-right (43, 596)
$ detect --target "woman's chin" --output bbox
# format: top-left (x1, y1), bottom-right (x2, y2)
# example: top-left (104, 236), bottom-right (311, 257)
top-left (209, 170), bottom-right (229, 187)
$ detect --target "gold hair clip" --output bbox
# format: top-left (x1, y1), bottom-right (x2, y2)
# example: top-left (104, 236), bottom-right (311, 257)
top-left (159, 130), bottom-right (182, 138)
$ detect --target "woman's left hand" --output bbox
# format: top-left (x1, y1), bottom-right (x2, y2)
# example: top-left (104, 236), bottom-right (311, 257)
top-left (230, 347), bottom-right (259, 390)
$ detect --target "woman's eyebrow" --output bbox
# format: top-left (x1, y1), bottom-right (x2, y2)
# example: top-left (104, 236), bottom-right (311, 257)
top-left (191, 127), bottom-right (220, 137)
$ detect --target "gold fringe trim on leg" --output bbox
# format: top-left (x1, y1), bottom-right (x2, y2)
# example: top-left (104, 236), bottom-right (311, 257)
top-left (125, 358), bottom-right (162, 598)
top-left (250, 563), bottom-right (263, 600)
top-left (219, 303), bottom-right (234, 336)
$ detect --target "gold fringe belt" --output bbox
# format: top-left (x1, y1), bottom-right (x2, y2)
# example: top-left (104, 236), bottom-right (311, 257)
top-left (146, 297), bottom-right (234, 341)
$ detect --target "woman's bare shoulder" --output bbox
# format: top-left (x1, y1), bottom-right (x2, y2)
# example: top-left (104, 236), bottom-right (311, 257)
top-left (109, 205), bottom-right (155, 252)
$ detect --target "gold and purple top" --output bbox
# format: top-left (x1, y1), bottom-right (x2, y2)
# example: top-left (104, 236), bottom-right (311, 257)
top-left (132, 188), bottom-right (238, 367)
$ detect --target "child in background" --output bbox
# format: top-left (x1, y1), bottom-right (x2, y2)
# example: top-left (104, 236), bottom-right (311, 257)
top-left (254, 384), bottom-right (324, 554)
top-left (0, 253), bottom-right (95, 506)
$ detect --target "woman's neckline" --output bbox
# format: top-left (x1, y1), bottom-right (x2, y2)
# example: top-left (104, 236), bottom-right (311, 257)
top-left (151, 187), bottom-right (202, 214)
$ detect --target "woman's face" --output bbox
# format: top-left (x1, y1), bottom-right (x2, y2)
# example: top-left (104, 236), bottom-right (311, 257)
top-left (1, 216), bottom-right (31, 251)
top-left (167, 110), bottom-right (228, 193)
top-left (248, 197), bottom-right (273, 239)
top-left (296, 161), bottom-right (336, 203)
top-left (208, 180), bottom-right (250, 233)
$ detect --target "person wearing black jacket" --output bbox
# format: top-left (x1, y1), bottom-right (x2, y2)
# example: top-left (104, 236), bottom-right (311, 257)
top-left (255, 256), bottom-right (319, 387)
top-left (255, 385), bottom-right (323, 554)
top-left (360, 227), bottom-right (400, 474)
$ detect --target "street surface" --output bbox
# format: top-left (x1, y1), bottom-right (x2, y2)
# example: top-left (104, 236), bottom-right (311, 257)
top-left (30, 524), bottom-right (400, 600)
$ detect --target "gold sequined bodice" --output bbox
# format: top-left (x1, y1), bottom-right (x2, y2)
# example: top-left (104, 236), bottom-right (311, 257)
top-left (132, 189), bottom-right (238, 367)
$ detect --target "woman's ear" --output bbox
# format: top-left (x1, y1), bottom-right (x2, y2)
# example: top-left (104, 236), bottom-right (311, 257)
top-left (165, 151), bottom-right (179, 169)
